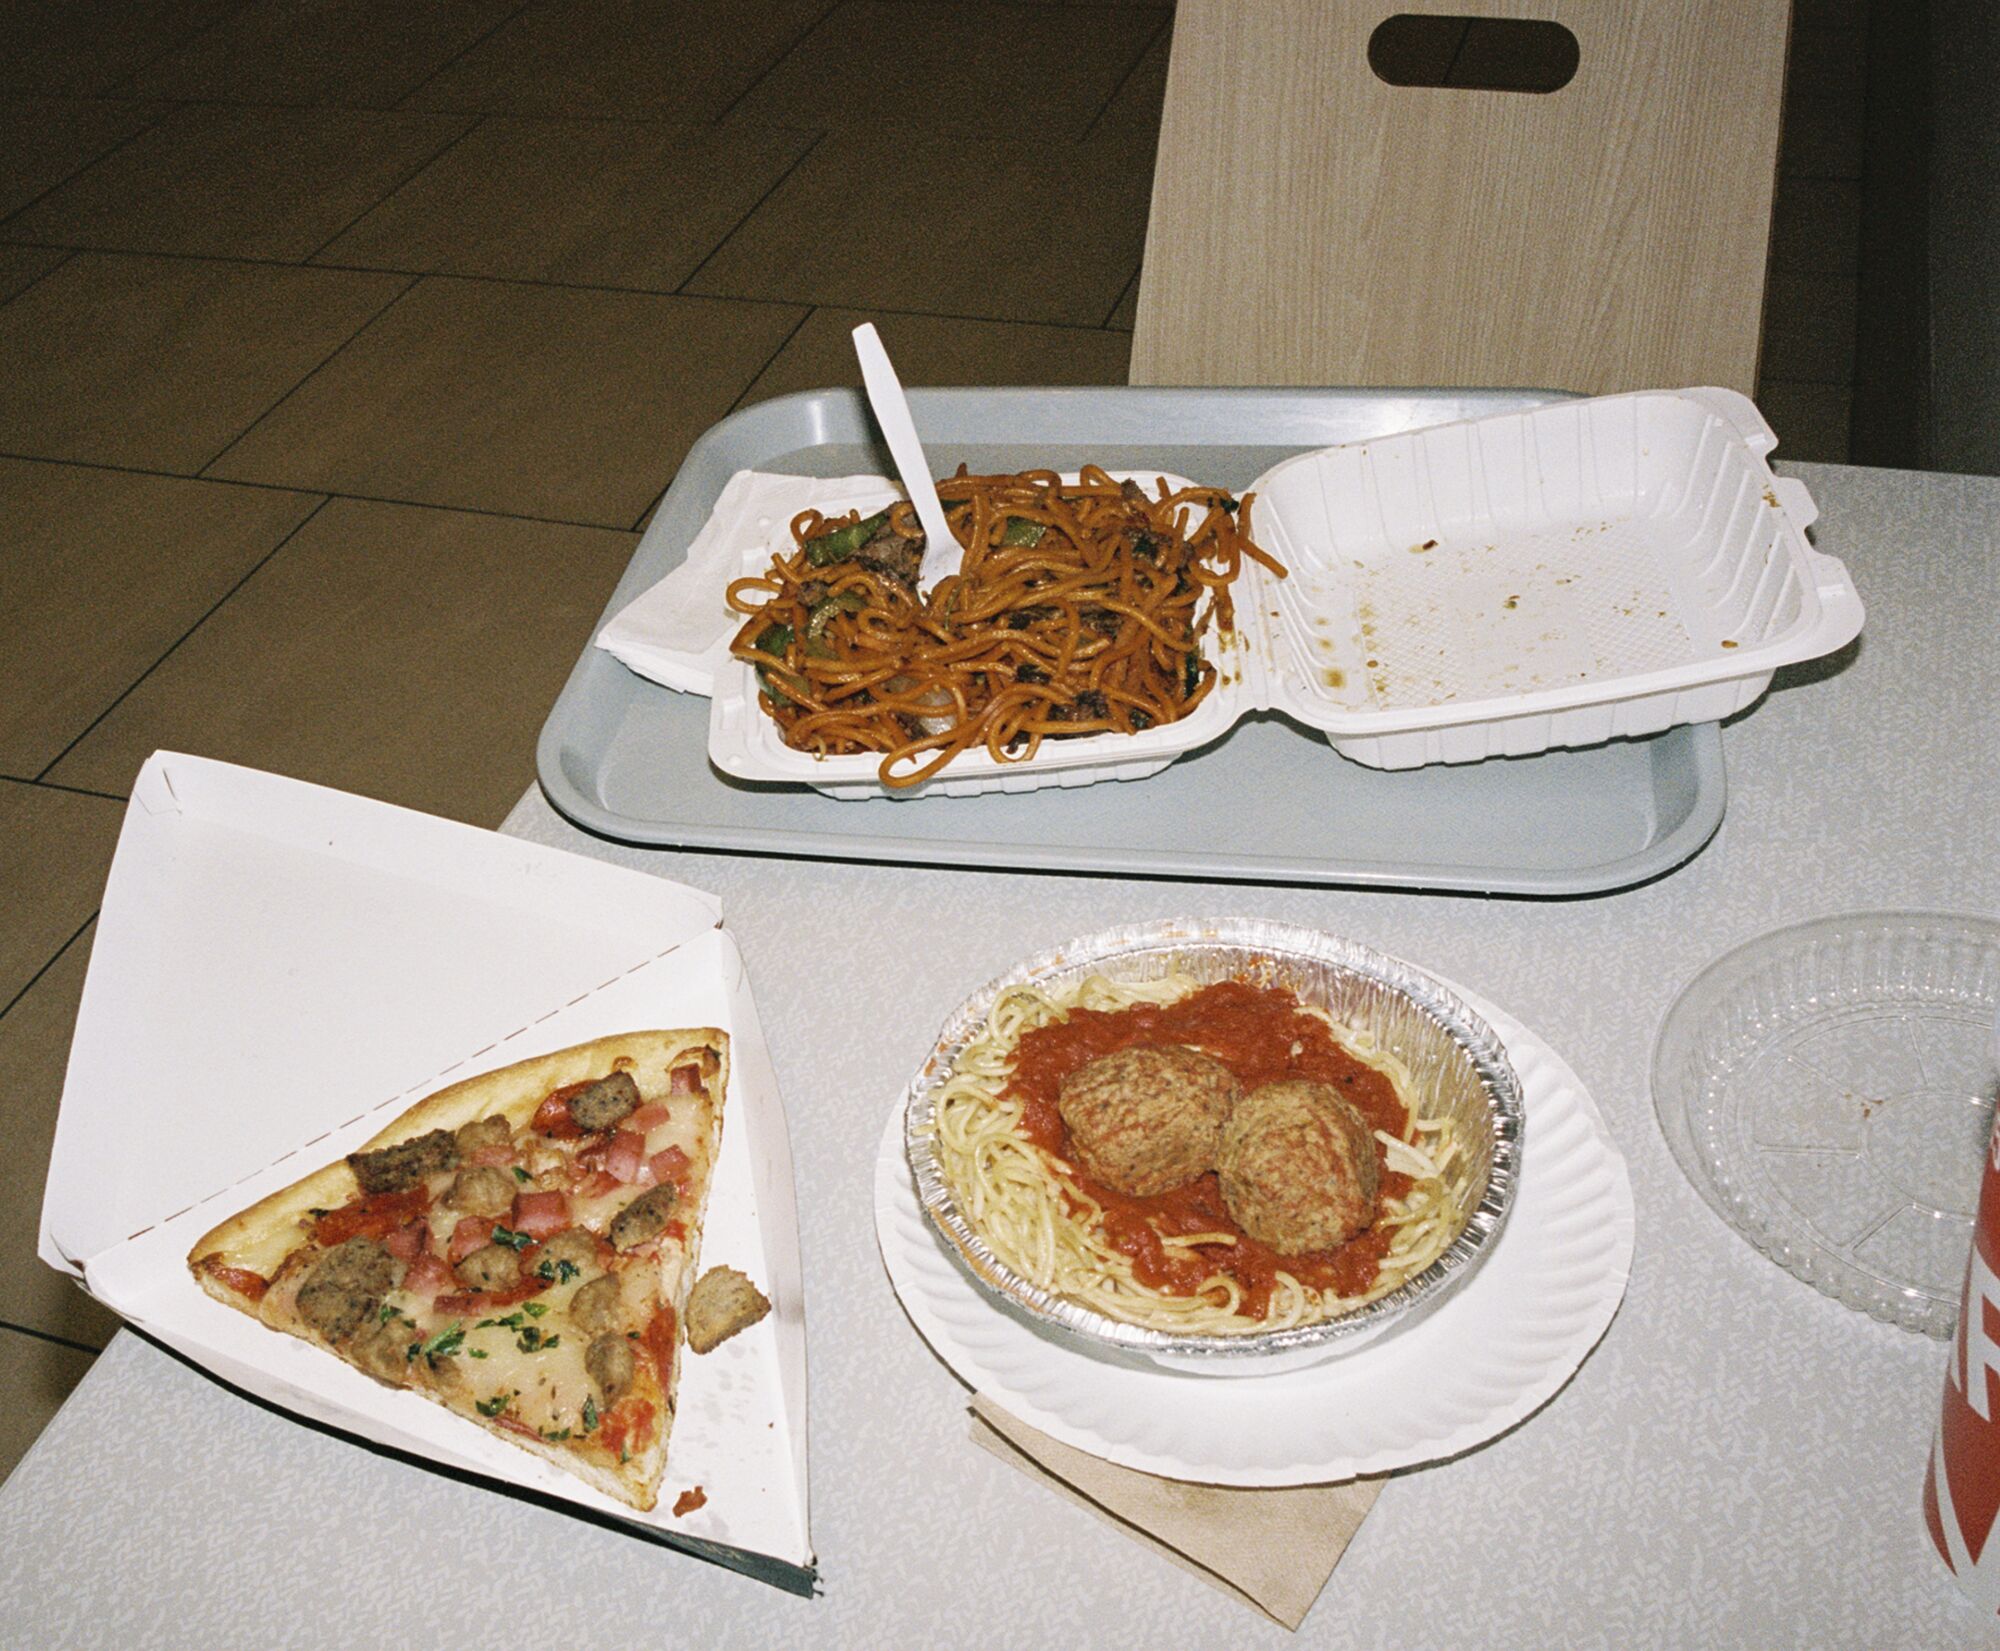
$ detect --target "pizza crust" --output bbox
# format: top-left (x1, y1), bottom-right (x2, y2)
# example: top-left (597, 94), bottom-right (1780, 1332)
top-left (185, 1029), bottom-right (729, 1513)
top-left (189, 1029), bottom-right (724, 1277)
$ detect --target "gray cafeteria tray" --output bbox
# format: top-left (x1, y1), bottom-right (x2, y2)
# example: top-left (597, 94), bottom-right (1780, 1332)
top-left (536, 386), bottom-right (1726, 893)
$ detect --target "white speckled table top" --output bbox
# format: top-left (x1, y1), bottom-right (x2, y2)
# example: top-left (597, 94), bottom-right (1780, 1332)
top-left (3, 461), bottom-right (1997, 1647)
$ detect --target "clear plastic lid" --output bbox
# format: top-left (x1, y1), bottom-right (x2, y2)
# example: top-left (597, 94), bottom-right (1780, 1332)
top-left (1652, 911), bottom-right (2000, 1336)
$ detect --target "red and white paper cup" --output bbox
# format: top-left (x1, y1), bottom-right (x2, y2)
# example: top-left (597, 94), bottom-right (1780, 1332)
top-left (1925, 1023), bottom-right (2000, 1606)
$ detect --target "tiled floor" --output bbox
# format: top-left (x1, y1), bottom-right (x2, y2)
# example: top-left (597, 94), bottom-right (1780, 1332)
top-left (0, 0), bottom-right (1168, 1482)
top-left (0, 0), bottom-right (1867, 1482)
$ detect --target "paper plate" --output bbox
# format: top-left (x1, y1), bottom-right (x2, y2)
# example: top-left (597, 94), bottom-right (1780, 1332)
top-left (875, 983), bottom-right (1633, 1485)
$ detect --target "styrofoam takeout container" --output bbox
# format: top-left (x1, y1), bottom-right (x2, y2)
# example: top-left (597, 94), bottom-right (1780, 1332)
top-left (39, 753), bottom-right (813, 1587)
top-left (603, 386), bottom-right (1861, 798)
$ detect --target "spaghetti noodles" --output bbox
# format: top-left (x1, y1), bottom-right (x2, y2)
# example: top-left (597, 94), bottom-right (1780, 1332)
top-left (926, 973), bottom-right (1468, 1336)
top-left (725, 466), bottom-right (1284, 788)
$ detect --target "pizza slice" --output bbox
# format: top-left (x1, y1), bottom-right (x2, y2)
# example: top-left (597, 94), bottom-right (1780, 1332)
top-left (187, 1029), bottom-right (728, 1512)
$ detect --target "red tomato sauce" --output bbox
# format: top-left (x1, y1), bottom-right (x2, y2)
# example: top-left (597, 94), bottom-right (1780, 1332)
top-left (312, 1185), bottom-right (432, 1247)
top-left (1005, 979), bottom-right (1413, 1318)
top-left (600, 1397), bottom-right (657, 1459)
top-left (196, 1258), bottom-right (269, 1302)
top-left (533, 1081), bottom-right (592, 1139)
top-left (642, 1306), bottom-right (677, 1387)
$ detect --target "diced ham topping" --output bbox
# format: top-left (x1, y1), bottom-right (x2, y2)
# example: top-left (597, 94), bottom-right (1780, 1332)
top-left (511, 1190), bottom-right (570, 1237)
top-left (649, 1146), bottom-right (691, 1188)
top-left (575, 1168), bottom-right (621, 1201)
top-left (382, 1220), bottom-right (429, 1263)
top-left (448, 1216), bottom-right (495, 1264)
top-left (403, 1251), bottom-right (452, 1298)
top-left (669, 1065), bottom-right (704, 1095)
top-left (629, 1103), bottom-right (672, 1132)
top-left (468, 1144), bottom-right (515, 1168)
top-left (603, 1130), bottom-right (646, 1184)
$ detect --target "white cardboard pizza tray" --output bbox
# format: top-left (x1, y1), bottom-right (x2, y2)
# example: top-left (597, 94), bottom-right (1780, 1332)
top-left (37, 753), bottom-right (813, 1588)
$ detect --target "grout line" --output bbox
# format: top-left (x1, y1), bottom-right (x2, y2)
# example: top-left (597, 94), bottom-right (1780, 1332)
top-left (0, 235), bottom-right (1149, 332)
top-left (30, 498), bottom-right (335, 784)
top-left (94, 0), bottom-right (260, 99)
top-left (0, 104), bottom-right (177, 234)
top-left (0, 237), bottom-right (819, 313)
top-left (0, 775), bottom-right (129, 803)
top-left (721, 305), bottom-right (817, 418)
top-left (0, 248), bottom-right (76, 309)
top-left (625, 300), bottom-right (817, 531)
top-left (0, 449), bottom-right (645, 534)
top-left (299, 113), bottom-right (491, 264)
top-left (0, 1321), bottom-right (106, 1359)
top-left (0, 915), bottom-right (94, 1025)
top-left (674, 131), bottom-right (826, 295)
top-left (705, 0), bottom-right (846, 129)
top-left (196, 273), bottom-right (422, 478)
top-left (1099, 263), bottom-right (1141, 330)
top-left (1079, 9), bottom-right (1174, 141)
top-left (389, 0), bottom-right (539, 113)
top-left (628, 481), bottom-right (673, 536)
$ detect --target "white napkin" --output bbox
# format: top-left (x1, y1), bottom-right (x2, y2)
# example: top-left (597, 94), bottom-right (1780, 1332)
top-left (970, 1397), bottom-right (1384, 1631)
top-left (594, 469), bottom-right (903, 696)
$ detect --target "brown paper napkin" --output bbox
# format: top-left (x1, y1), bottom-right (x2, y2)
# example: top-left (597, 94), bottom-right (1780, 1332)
top-left (970, 1395), bottom-right (1382, 1631)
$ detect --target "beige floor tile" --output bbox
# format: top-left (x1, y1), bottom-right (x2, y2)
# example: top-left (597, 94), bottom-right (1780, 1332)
top-left (1768, 176), bottom-right (1862, 277)
top-left (407, 0), bottom-right (834, 122)
top-left (209, 276), bottom-right (804, 524)
top-left (0, 0), bottom-right (236, 97)
top-left (0, 253), bottom-right (407, 472)
top-left (1756, 378), bottom-right (1853, 463)
top-left (1091, 23), bottom-right (1172, 135)
top-left (0, 931), bottom-right (123, 1350)
top-left (129, 0), bottom-right (523, 109)
top-left (0, 782), bottom-right (123, 1008)
top-left (0, 95), bottom-right (162, 217)
top-left (319, 117), bottom-right (814, 290)
top-left (0, 459), bottom-right (320, 775)
top-left (686, 129), bottom-right (1155, 325)
top-left (728, 1), bottom-right (1163, 139)
top-left (0, 246), bottom-right (67, 304)
top-left (7, 104), bottom-right (475, 262)
top-left (47, 498), bottom-right (638, 823)
top-left (740, 307), bottom-right (1131, 405)
top-left (1760, 270), bottom-right (1859, 386)
top-left (0, 1330), bottom-right (99, 1484)
top-left (1777, 27), bottom-right (1867, 181)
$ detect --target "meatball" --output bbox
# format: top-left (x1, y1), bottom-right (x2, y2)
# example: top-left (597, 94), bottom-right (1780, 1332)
top-left (685, 1266), bottom-right (771, 1354)
top-left (455, 1114), bottom-right (511, 1154)
top-left (454, 1242), bottom-right (521, 1293)
top-left (585, 1333), bottom-right (637, 1405)
top-left (1056, 1044), bottom-right (1241, 1197)
top-left (296, 1238), bottom-right (400, 1343)
top-left (1217, 1079), bottom-right (1381, 1253)
top-left (348, 1128), bottom-right (457, 1195)
top-left (568, 1070), bottom-right (641, 1132)
top-left (568, 1272), bottom-right (625, 1333)
top-left (445, 1164), bottom-right (516, 1220)
top-left (535, 1226), bottom-right (600, 1278)
top-left (348, 1314), bottom-right (413, 1385)
top-left (609, 1184), bottom-right (676, 1251)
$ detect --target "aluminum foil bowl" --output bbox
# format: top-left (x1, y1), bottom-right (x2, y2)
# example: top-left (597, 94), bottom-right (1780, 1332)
top-left (903, 917), bottom-right (1524, 1377)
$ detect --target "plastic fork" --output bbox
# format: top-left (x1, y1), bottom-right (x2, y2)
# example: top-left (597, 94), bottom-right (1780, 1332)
top-left (851, 323), bottom-right (961, 597)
